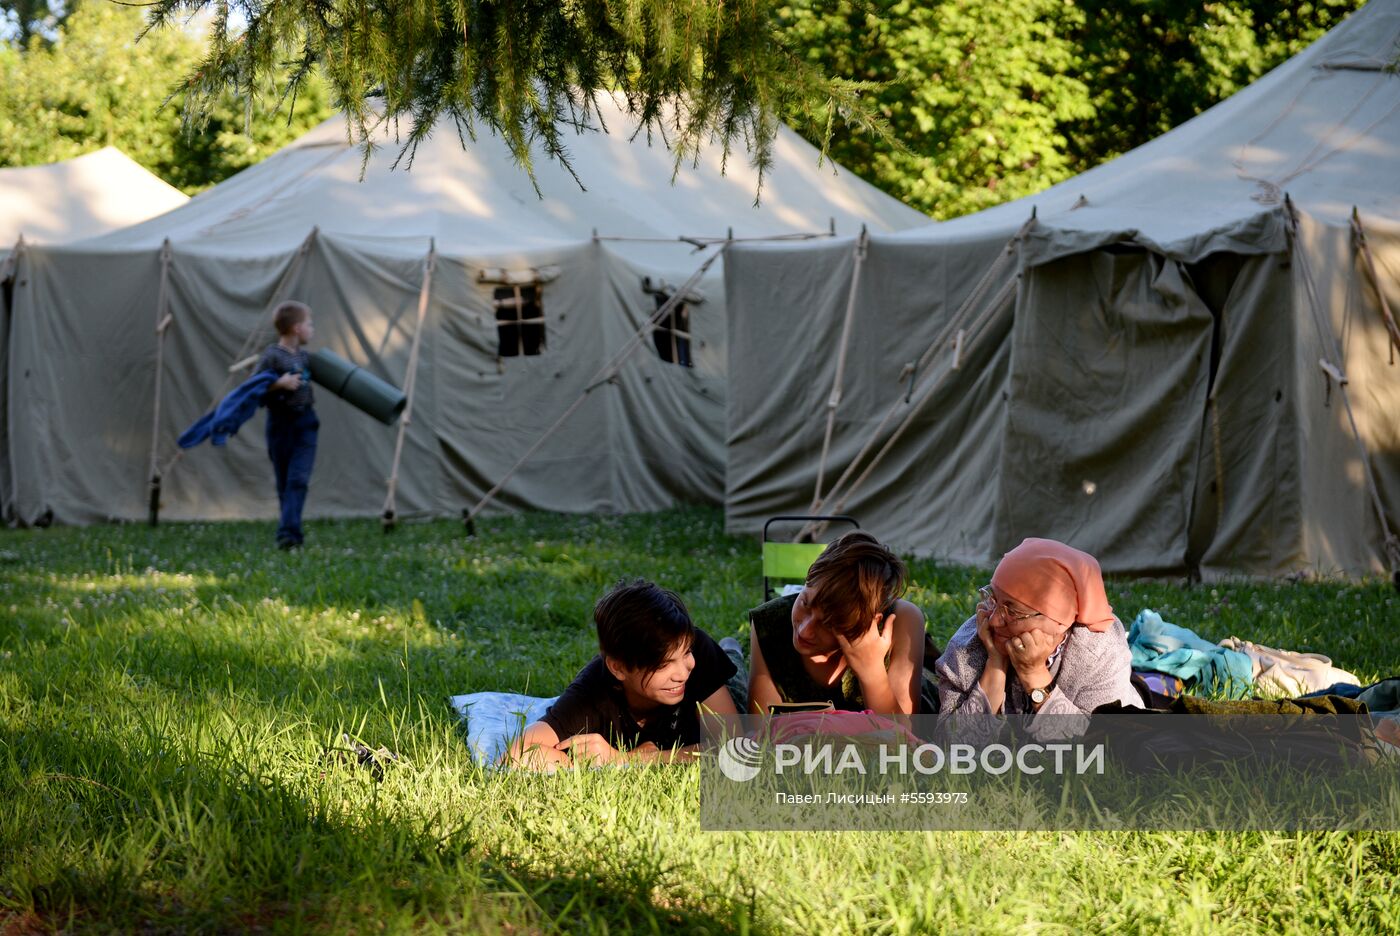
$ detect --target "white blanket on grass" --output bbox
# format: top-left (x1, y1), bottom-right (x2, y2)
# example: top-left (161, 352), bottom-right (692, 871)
top-left (450, 691), bottom-right (557, 765)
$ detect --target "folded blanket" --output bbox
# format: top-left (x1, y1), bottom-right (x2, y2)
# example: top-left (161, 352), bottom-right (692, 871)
top-left (1219, 637), bottom-right (1359, 697)
top-left (1127, 610), bottom-right (1254, 699)
top-left (449, 691), bottom-right (557, 765)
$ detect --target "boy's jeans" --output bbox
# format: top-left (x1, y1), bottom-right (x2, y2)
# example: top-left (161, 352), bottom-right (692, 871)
top-left (266, 407), bottom-right (319, 545)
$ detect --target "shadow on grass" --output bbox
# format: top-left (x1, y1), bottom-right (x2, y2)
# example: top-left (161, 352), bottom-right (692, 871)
top-left (0, 724), bottom-right (765, 935)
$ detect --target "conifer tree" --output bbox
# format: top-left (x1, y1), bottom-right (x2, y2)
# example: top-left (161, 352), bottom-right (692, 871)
top-left (143, 0), bottom-right (894, 193)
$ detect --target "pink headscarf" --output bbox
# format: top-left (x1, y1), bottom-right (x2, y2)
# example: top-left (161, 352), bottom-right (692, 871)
top-left (990, 538), bottom-right (1116, 634)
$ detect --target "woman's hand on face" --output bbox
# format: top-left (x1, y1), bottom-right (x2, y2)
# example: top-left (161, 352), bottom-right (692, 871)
top-left (1005, 628), bottom-right (1059, 682)
top-left (835, 612), bottom-right (896, 677)
top-left (976, 603), bottom-right (1006, 668)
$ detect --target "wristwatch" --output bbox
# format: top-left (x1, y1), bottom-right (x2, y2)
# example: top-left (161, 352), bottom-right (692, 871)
top-left (1029, 684), bottom-right (1053, 707)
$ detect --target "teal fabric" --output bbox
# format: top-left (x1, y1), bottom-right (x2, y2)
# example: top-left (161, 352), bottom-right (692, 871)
top-left (1127, 610), bottom-right (1255, 700)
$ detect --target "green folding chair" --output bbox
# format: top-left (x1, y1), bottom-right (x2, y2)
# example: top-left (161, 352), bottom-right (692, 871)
top-left (762, 515), bottom-right (860, 601)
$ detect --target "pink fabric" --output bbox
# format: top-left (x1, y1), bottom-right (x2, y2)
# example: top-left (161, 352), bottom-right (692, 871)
top-left (990, 537), bottom-right (1116, 634)
top-left (767, 710), bottom-right (920, 746)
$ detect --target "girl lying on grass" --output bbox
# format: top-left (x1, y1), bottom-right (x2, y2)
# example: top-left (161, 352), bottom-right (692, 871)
top-left (747, 531), bottom-right (938, 715)
top-left (501, 579), bottom-right (739, 770)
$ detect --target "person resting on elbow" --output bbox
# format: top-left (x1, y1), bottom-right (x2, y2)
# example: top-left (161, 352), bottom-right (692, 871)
top-left (501, 579), bottom-right (738, 770)
top-left (747, 531), bottom-right (938, 716)
top-left (936, 537), bottom-right (1140, 717)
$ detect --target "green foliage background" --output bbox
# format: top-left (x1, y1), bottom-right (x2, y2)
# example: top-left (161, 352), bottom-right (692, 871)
top-left (0, 1), bottom-right (1371, 207)
top-left (0, 3), bottom-right (334, 194)
top-left (781, 0), bottom-right (1366, 219)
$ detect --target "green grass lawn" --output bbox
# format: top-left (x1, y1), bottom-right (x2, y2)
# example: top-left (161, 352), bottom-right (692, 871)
top-left (2, 506), bottom-right (1398, 934)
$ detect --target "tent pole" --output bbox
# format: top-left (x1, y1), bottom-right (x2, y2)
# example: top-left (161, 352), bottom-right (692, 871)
top-left (382, 240), bottom-right (437, 531)
top-left (811, 226), bottom-right (868, 516)
top-left (147, 240), bottom-right (173, 527)
top-left (3, 236), bottom-right (24, 522)
top-left (1350, 208), bottom-right (1400, 363)
top-left (0, 234), bottom-right (20, 283)
top-left (1288, 198), bottom-right (1400, 588)
top-left (463, 245), bottom-right (726, 532)
top-left (155, 228), bottom-right (318, 483)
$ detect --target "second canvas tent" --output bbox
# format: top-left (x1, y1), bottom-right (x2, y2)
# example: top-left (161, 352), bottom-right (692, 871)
top-left (724, 0), bottom-right (1400, 579)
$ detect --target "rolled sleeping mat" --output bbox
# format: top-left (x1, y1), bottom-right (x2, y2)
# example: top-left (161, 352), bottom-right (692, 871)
top-left (307, 348), bottom-right (407, 425)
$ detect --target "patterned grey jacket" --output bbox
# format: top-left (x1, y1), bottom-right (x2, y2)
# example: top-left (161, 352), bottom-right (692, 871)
top-left (935, 615), bottom-right (1142, 716)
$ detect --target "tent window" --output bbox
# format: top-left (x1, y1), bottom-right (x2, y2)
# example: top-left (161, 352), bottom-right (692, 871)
top-left (650, 293), bottom-right (693, 367)
top-left (642, 277), bottom-right (701, 368)
top-left (494, 284), bottom-right (545, 357)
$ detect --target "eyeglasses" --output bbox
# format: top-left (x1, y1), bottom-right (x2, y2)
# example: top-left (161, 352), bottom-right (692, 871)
top-left (978, 585), bottom-right (1041, 623)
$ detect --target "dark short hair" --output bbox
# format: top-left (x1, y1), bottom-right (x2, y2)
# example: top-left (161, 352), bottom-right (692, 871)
top-left (273, 300), bottom-right (310, 335)
top-left (804, 531), bottom-right (907, 641)
top-left (594, 579), bottom-right (694, 675)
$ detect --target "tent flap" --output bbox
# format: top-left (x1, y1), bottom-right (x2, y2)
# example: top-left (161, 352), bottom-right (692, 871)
top-left (993, 251), bottom-right (1215, 574)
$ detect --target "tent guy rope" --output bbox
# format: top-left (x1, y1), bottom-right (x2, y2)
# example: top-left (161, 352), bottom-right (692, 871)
top-left (1351, 209), bottom-right (1400, 362)
top-left (813, 272), bottom-right (1019, 533)
top-left (802, 213), bottom-right (1035, 536)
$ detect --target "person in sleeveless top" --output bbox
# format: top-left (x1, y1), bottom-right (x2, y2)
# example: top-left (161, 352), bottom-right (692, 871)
top-left (746, 531), bottom-right (939, 715)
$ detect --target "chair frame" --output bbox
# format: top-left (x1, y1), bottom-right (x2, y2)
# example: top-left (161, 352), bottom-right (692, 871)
top-left (761, 514), bottom-right (860, 601)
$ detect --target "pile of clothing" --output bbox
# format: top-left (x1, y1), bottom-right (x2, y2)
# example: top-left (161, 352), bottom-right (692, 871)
top-left (1127, 609), bottom-right (1382, 703)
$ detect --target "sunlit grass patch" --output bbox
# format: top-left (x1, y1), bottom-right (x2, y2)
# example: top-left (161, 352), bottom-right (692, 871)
top-left (1, 507), bottom-right (1397, 933)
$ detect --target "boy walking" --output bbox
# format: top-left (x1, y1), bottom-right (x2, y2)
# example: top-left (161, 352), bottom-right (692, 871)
top-left (257, 301), bottom-right (318, 549)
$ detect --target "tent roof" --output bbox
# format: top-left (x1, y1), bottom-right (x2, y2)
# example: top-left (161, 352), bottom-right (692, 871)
top-left (888, 0), bottom-right (1400, 256)
top-left (88, 95), bottom-right (927, 257)
top-left (0, 147), bottom-right (188, 251)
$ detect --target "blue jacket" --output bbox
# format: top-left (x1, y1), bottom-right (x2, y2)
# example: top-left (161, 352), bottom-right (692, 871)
top-left (178, 370), bottom-right (280, 449)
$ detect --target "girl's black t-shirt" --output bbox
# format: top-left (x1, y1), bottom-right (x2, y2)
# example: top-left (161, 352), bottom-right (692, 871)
top-left (540, 628), bottom-right (736, 751)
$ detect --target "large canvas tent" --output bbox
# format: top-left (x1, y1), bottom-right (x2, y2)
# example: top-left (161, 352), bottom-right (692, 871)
top-left (725, 0), bottom-right (1400, 579)
top-left (1, 148), bottom-right (189, 521)
top-left (3, 97), bottom-right (924, 527)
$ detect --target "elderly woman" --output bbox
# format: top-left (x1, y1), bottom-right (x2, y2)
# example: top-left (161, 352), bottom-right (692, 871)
top-left (936, 538), bottom-right (1140, 715)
